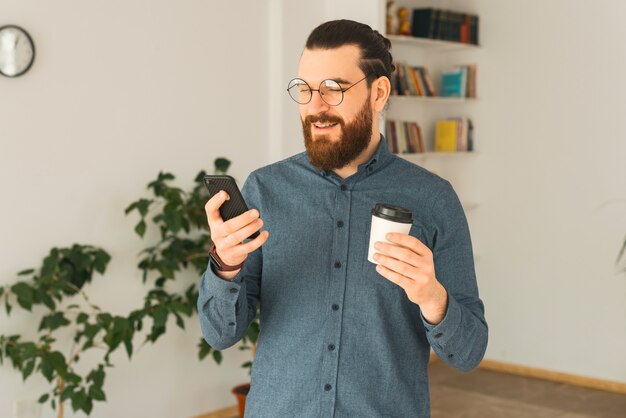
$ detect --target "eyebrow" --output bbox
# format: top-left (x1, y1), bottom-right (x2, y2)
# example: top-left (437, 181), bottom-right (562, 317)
top-left (298, 77), bottom-right (352, 85)
top-left (331, 77), bottom-right (351, 85)
top-left (320, 77), bottom-right (351, 85)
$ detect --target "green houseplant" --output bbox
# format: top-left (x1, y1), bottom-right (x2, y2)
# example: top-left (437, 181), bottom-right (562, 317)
top-left (0, 158), bottom-right (259, 417)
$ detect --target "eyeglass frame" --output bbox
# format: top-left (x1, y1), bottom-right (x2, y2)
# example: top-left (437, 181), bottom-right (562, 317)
top-left (286, 74), bottom-right (370, 106)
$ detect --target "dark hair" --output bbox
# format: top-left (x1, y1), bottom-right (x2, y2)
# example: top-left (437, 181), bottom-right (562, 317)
top-left (305, 19), bottom-right (395, 85)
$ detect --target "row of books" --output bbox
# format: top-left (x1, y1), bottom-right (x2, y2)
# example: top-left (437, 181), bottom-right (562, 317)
top-left (391, 63), bottom-right (436, 97)
top-left (385, 120), bottom-right (425, 154)
top-left (411, 8), bottom-right (479, 45)
top-left (441, 65), bottom-right (477, 98)
top-left (435, 118), bottom-right (474, 152)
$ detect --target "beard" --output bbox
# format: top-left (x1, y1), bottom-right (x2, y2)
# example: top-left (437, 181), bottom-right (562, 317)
top-left (302, 98), bottom-right (373, 171)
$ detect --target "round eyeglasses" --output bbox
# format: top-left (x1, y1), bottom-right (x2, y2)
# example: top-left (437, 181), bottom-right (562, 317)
top-left (286, 75), bottom-right (369, 106)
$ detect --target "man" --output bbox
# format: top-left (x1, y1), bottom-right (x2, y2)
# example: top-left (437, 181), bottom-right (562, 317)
top-left (198, 19), bottom-right (488, 418)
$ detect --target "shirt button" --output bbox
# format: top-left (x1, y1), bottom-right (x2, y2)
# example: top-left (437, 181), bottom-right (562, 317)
top-left (324, 384), bottom-right (332, 391)
top-left (332, 304), bottom-right (339, 311)
top-left (334, 261), bottom-right (341, 269)
top-left (447, 354), bottom-right (454, 359)
top-left (229, 322), bottom-right (235, 326)
top-left (340, 184), bottom-right (348, 191)
top-left (328, 344), bottom-right (336, 351)
top-left (434, 332), bottom-right (443, 339)
top-left (229, 288), bottom-right (238, 294)
top-left (337, 220), bottom-right (344, 228)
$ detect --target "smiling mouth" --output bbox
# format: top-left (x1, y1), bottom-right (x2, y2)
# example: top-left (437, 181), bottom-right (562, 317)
top-left (313, 122), bottom-right (339, 129)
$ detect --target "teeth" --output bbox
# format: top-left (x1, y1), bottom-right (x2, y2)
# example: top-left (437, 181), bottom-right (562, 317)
top-left (314, 123), bottom-right (337, 128)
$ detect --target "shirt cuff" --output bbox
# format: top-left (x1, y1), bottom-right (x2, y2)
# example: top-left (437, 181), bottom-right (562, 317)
top-left (421, 294), bottom-right (462, 348)
top-left (202, 260), bottom-right (243, 304)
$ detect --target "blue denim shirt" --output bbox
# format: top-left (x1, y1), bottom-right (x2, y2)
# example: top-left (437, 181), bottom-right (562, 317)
top-left (198, 137), bottom-right (488, 418)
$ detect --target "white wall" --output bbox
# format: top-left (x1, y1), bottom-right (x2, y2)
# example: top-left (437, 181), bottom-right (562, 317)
top-left (472, 0), bottom-right (626, 383)
top-left (1, 1), bottom-right (269, 417)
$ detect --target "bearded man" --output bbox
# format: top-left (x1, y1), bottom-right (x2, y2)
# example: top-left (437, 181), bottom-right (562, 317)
top-left (198, 19), bottom-right (488, 418)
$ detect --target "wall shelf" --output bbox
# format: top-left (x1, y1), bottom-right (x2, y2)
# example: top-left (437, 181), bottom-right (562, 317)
top-left (389, 95), bottom-right (478, 104)
top-left (387, 34), bottom-right (480, 51)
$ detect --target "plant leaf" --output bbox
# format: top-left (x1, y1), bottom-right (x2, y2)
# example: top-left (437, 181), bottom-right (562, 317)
top-left (48, 351), bottom-right (69, 379)
top-left (212, 349), bottom-right (223, 365)
top-left (83, 396), bottom-right (93, 414)
top-left (77, 313), bottom-right (89, 324)
top-left (214, 157), bottom-right (231, 173)
top-left (40, 355), bottom-right (54, 382)
top-left (89, 385), bottom-right (106, 402)
top-left (124, 201), bottom-right (137, 215)
top-left (22, 359), bottom-right (36, 380)
top-left (87, 365), bottom-right (105, 387)
top-left (135, 220), bottom-right (147, 238)
top-left (39, 312), bottom-right (70, 332)
top-left (93, 250), bottom-right (111, 274)
top-left (10, 282), bottom-right (35, 311)
top-left (37, 287), bottom-right (56, 310)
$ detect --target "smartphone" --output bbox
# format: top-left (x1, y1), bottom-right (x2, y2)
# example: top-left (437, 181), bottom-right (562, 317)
top-left (203, 175), bottom-right (260, 239)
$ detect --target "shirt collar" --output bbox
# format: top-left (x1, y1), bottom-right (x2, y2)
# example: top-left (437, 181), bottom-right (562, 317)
top-left (312, 133), bottom-right (393, 178)
top-left (359, 133), bottom-right (392, 176)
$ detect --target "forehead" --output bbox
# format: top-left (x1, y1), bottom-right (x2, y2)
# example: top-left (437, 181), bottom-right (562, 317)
top-left (298, 45), bottom-right (363, 84)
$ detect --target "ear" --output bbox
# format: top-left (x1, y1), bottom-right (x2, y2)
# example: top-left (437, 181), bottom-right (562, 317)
top-left (371, 76), bottom-right (391, 113)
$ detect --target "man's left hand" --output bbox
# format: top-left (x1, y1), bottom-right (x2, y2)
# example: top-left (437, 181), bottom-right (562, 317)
top-left (373, 233), bottom-right (448, 325)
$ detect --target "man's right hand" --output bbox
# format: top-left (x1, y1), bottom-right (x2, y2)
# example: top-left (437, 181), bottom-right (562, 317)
top-left (205, 191), bottom-right (269, 280)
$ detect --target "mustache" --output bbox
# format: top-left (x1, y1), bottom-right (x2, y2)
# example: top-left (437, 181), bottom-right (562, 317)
top-left (304, 113), bottom-right (344, 126)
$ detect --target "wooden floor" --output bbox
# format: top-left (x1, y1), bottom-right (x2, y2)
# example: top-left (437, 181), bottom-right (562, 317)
top-left (430, 361), bottom-right (626, 418)
top-left (195, 361), bottom-right (626, 418)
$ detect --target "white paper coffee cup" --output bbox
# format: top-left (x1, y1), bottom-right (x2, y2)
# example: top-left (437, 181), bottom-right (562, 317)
top-left (368, 203), bottom-right (413, 264)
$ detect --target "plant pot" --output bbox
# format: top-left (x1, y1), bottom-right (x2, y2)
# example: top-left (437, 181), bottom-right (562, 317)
top-left (231, 383), bottom-right (250, 418)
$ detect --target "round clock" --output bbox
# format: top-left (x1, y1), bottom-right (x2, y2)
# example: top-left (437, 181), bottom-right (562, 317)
top-left (0, 25), bottom-right (35, 77)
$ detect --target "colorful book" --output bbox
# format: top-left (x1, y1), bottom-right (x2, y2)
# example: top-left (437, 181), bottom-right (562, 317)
top-left (440, 68), bottom-right (465, 97)
top-left (435, 120), bottom-right (458, 152)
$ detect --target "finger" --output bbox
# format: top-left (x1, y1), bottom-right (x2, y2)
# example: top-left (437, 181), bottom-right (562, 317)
top-left (225, 217), bottom-right (264, 246)
top-left (373, 252), bottom-right (419, 280)
top-left (375, 262), bottom-right (413, 290)
top-left (386, 233), bottom-right (431, 256)
top-left (221, 209), bottom-right (261, 236)
top-left (374, 241), bottom-right (422, 268)
top-left (205, 191), bottom-right (230, 224)
top-left (229, 230), bottom-right (270, 258)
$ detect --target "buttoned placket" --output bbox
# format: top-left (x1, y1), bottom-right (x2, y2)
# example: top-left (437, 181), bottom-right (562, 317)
top-left (318, 179), bottom-right (352, 416)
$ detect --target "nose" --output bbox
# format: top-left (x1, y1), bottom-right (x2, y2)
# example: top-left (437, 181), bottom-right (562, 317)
top-left (304, 89), bottom-right (331, 115)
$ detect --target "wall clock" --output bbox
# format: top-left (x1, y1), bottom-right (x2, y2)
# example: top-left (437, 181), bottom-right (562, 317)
top-left (0, 25), bottom-right (35, 77)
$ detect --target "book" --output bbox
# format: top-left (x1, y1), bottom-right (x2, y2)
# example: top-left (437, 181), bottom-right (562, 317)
top-left (385, 120), bottom-right (425, 154)
top-left (390, 64), bottom-right (437, 97)
top-left (435, 120), bottom-right (458, 152)
top-left (410, 8), bottom-right (479, 45)
top-left (440, 69), bottom-right (465, 97)
top-left (440, 65), bottom-right (477, 98)
top-left (411, 8), bottom-right (438, 39)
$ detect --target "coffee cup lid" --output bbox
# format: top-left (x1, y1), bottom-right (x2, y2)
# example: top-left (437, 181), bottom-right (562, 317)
top-left (372, 203), bottom-right (413, 223)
